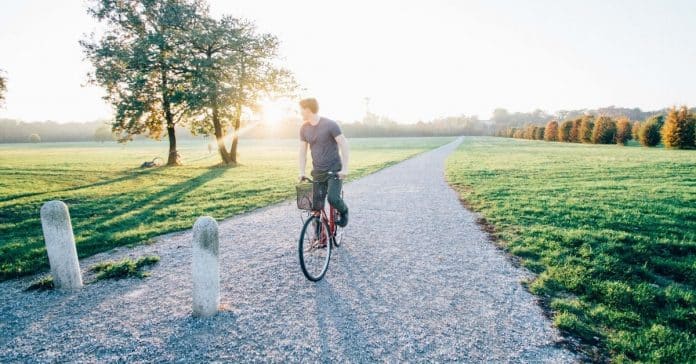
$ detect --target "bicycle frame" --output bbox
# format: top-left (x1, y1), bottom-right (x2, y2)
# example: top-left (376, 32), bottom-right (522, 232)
top-left (310, 204), bottom-right (337, 241)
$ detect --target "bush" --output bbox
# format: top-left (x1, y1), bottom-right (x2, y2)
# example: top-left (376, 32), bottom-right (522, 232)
top-left (28, 133), bottom-right (41, 143)
top-left (534, 126), bottom-right (545, 140)
top-left (544, 121), bottom-right (559, 141)
top-left (579, 115), bottom-right (595, 143)
top-left (558, 120), bottom-right (573, 142)
top-left (513, 128), bottom-right (524, 139)
top-left (569, 118), bottom-right (583, 142)
top-left (639, 115), bottom-right (664, 147)
top-left (591, 116), bottom-right (617, 144)
top-left (661, 106), bottom-right (696, 149)
top-left (631, 121), bottom-right (641, 141)
top-left (615, 117), bottom-right (633, 145)
top-left (524, 125), bottom-right (536, 139)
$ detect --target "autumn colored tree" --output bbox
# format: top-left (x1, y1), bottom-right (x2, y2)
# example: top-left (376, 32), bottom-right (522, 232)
top-left (661, 106), bottom-right (696, 149)
top-left (638, 115), bottom-right (664, 147)
top-left (615, 117), bottom-right (633, 145)
top-left (558, 120), bottom-right (573, 142)
top-left (544, 121), bottom-right (558, 141)
top-left (579, 115), bottom-right (595, 143)
top-left (569, 118), bottom-right (582, 142)
top-left (591, 116), bottom-right (617, 144)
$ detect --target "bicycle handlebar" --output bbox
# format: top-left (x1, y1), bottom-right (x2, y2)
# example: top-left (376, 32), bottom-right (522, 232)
top-left (300, 171), bottom-right (340, 184)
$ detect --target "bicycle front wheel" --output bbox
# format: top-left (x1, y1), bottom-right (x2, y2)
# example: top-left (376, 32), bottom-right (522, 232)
top-left (299, 215), bottom-right (332, 281)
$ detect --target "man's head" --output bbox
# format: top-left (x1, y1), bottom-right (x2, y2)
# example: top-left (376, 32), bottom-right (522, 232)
top-left (299, 98), bottom-right (319, 121)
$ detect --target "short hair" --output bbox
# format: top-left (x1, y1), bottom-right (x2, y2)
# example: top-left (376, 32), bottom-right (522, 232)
top-left (299, 98), bottom-right (319, 114)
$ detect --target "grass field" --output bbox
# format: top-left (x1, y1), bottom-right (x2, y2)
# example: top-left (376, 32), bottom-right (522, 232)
top-left (0, 137), bottom-right (453, 280)
top-left (446, 136), bottom-right (696, 362)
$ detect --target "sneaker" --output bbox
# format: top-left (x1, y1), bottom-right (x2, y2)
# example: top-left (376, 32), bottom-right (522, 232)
top-left (336, 209), bottom-right (349, 227)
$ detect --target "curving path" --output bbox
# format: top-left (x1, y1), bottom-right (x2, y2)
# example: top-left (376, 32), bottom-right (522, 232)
top-left (0, 138), bottom-right (578, 363)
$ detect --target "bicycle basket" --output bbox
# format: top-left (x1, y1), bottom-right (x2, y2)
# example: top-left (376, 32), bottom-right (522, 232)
top-left (295, 181), bottom-right (326, 210)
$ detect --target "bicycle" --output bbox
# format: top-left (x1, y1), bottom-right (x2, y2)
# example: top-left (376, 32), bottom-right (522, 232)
top-left (296, 171), bottom-right (345, 281)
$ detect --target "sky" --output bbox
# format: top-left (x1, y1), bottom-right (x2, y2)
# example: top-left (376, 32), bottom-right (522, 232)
top-left (1, 0), bottom-right (695, 123)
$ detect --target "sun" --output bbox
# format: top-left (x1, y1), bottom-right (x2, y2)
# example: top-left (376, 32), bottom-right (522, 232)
top-left (260, 98), bottom-right (294, 127)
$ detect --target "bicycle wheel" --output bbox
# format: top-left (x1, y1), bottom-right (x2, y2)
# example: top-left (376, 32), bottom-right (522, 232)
top-left (299, 215), bottom-right (332, 281)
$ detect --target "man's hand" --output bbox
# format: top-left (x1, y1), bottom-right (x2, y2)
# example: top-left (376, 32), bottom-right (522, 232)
top-left (337, 170), bottom-right (348, 180)
top-left (298, 174), bottom-right (306, 183)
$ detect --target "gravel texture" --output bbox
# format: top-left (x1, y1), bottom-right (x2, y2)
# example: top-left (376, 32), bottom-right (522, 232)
top-left (0, 137), bottom-right (578, 363)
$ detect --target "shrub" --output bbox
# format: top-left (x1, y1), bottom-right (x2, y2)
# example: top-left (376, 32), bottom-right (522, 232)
top-left (639, 115), bottom-right (664, 147)
top-left (28, 133), bottom-right (41, 143)
top-left (591, 116), bottom-right (617, 144)
top-left (544, 121), bottom-right (559, 141)
top-left (631, 121), bottom-right (641, 141)
top-left (579, 115), bottom-right (595, 143)
top-left (615, 117), bottom-right (633, 145)
top-left (569, 118), bottom-right (583, 142)
top-left (513, 128), bottom-right (524, 139)
top-left (661, 106), bottom-right (696, 149)
top-left (534, 126), bottom-right (545, 140)
top-left (558, 120), bottom-right (573, 142)
top-left (524, 125), bottom-right (536, 139)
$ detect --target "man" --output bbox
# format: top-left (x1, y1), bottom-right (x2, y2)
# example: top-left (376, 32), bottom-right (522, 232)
top-left (298, 98), bottom-right (350, 227)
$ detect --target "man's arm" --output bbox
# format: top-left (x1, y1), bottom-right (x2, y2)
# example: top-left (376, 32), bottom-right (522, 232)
top-left (335, 134), bottom-right (350, 179)
top-left (298, 140), bottom-right (308, 181)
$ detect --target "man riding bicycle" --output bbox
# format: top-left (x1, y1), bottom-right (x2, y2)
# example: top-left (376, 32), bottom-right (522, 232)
top-left (298, 98), bottom-right (350, 227)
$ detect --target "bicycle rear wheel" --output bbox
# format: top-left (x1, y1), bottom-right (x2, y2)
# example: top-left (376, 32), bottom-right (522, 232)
top-left (299, 215), bottom-right (332, 281)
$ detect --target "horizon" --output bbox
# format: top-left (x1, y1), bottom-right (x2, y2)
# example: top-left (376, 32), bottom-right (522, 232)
top-left (1, 0), bottom-right (696, 124)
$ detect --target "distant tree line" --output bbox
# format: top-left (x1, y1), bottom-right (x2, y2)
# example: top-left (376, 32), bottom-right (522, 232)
top-left (496, 106), bottom-right (696, 149)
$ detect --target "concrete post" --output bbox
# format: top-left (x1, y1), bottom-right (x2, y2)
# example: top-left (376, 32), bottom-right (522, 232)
top-left (192, 216), bottom-right (220, 317)
top-left (40, 200), bottom-right (83, 289)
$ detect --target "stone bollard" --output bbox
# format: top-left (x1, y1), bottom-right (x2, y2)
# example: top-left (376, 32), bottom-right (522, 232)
top-left (40, 200), bottom-right (83, 289)
top-left (192, 216), bottom-right (220, 317)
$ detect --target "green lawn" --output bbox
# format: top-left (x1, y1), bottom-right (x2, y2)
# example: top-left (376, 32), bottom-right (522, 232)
top-left (0, 137), bottom-right (453, 280)
top-left (446, 136), bottom-right (696, 363)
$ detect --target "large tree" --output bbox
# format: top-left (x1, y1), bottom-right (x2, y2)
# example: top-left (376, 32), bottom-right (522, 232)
top-left (81, 0), bottom-right (206, 165)
top-left (185, 16), bottom-right (294, 165)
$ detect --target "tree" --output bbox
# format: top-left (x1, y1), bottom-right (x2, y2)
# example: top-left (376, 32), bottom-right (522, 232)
top-left (615, 116), bottom-right (633, 145)
top-left (523, 125), bottom-right (535, 139)
top-left (544, 120), bottom-right (558, 141)
top-left (81, 0), bottom-right (206, 166)
top-left (0, 69), bottom-right (6, 108)
top-left (661, 106), bottom-right (696, 149)
top-left (185, 16), bottom-right (294, 165)
top-left (569, 118), bottom-right (582, 142)
top-left (534, 126), bottom-right (545, 140)
top-left (94, 124), bottom-right (114, 142)
top-left (579, 115), bottom-right (595, 143)
top-left (591, 116), bottom-right (617, 144)
top-left (29, 133), bottom-right (41, 143)
top-left (558, 120), bottom-right (573, 142)
top-left (639, 115), bottom-right (664, 147)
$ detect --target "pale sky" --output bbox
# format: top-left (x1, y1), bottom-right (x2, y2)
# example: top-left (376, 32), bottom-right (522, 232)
top-left (1, 0), bottom-right (695, 123)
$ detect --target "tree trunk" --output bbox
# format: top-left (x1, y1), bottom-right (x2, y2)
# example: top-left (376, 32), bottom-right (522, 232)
top-left (166, 124), bottom-right (180, 166)
top-left (211, 105), bottom-right (234, 165)
top-left (229, 103), bottom-right (242, 164)
top-left (161, 69), bottom-right (181, 166)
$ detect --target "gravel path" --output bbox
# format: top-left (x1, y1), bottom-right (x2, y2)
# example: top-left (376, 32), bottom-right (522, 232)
top-left (0, 137), bottom-right (578, 363)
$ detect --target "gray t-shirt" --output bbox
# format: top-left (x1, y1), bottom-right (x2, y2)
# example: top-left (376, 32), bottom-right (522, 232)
top-left (300, 117), bottom-right (343, 172)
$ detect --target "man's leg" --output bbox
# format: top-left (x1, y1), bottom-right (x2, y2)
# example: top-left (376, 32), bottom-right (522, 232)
top-left (327, 177), bottom-right (348, 214)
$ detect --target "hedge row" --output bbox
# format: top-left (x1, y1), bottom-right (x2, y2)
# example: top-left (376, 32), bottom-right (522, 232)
top-left (495, 106), bottom-right (696, 149)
